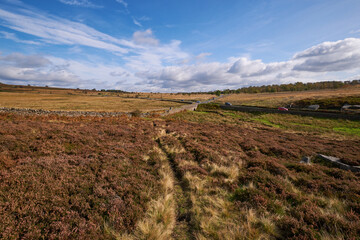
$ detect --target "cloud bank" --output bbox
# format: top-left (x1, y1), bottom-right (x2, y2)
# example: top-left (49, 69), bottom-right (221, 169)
top-left (137, 38), bottom-right (360, 91)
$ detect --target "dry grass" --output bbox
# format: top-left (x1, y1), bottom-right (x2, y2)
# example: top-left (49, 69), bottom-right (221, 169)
top-left (207, 162), bottom-right (240, 183)
top-left (0, 92), bottom-right (183, 112)
top-left (122, 92), bottom-right (216, 101)
top-left (216, 85), bottom-right (360, 108)
top-left (0, 83), bottom-right (216, 101)
top-left (120, 145), bottom-right (176, 240)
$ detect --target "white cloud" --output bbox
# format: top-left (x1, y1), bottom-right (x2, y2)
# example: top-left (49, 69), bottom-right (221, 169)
top-left (58, 0), bottom-right (102, 8)
top-left (0, 53), bottom-right (82, 86)
top-left (0, 52), bottom-right (51, 68)
top-left (0, 53), bottom-right (143, 89)
top-left (132, 29), bottom-right (158, 46)
top-left (0, 56), bottom-right (80, 86)
top-left (110, 71), bottom-right (130, 77)
top-left (124, 39), bottom-right (189, 73)
top-left (292, 38), bottom-right (360, 72)
top-left (0, 66), bottom-right (79, 85)
top-left (195, 52), bottom-right (212, 60)
top-left (228, 57), bottom-right (290, 77)
top-left (137, 38), bottom-right (360, 91)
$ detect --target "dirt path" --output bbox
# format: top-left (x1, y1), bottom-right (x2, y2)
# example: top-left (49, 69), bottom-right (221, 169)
top-left (156, 131), bottom-right (196, 239)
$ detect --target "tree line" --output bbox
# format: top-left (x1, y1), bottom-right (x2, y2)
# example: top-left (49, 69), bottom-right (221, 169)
top-left (201, 80), bottom-right (360, 96)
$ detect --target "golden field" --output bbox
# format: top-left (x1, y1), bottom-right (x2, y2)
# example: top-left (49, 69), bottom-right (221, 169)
top-left (0, 92), bottom-right (185, 112)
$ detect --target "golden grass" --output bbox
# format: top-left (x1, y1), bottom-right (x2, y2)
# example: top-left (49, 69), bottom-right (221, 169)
top-left (207, 162), bottom-right (240, 183)
top-left (122, 92), bottom-right (216, 101)
top-left (216, 86), bottom-right (360, 108)
top-left (0, 83), bottom-right (216, 101)
top-left (120, 144), bottom-right (176, 240)
top-left (0, 92), bottom-right (183, 112)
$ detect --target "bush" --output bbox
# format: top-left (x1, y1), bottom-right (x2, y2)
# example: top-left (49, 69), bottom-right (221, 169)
top-left (130, 109), bottom-right (142, 117)
top-left (196, 103), bottom-right (220, 111)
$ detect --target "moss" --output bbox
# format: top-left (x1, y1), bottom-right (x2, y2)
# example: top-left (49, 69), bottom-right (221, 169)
top-left (333, 127), bottom-right (360, 136)
top-left (253, 118), bottom-right (281, 128)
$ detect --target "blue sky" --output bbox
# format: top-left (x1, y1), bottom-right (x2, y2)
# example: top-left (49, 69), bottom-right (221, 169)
top-left (0, 0), bottom-right (360, 92)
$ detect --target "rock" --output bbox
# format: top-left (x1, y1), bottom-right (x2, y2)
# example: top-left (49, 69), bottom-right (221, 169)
top-left (308, 105), bottom-right (320, 110)
top-left (317, 154), bottom-right (360, 173)
top-left (300, 156), bottom-right (311, 164)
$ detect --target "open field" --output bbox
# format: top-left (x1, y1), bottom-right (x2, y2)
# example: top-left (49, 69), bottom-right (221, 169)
top-left (121, 92), bottom-right (216, 101)
top-left (0, 83), bottom-right (216, 102)
top-left (216, 85), bottom-right (360, 108)
top-left (1, 106), bottom-right (360, 239)
top-left (0, 92), bottom-right (184, 112)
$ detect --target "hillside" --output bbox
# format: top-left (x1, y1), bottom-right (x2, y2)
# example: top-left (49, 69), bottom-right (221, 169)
top-left (1, 106), bottom-right (360, 239)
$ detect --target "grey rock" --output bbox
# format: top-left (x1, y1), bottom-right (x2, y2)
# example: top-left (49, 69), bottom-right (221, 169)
top-left (300, 156), bottom-right (311, 164)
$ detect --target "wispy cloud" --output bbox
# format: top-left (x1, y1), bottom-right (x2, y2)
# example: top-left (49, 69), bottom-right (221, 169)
top-left (115, 0), bottom-right (128, 8)
top-left (0, 31), bottom-right (40, 45)
top-left (58, 0), bottom-right (103, 8)
top-left (350, 29), bottom-right (360, 34)
top-left (0, 8), bottom-right (134, 53)
top-left (132, 17), bottom-right (142, 27)
top-left (114, 0), bottom-right (149, 27)
top-left (132, 16), bottom-right (151, 28)
top-left (138, 16), bottom-right (151, 21)
top-left (0, 5), bottom-right (190, 77)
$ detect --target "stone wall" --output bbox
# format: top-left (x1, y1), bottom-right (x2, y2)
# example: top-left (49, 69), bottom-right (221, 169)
top-left (160, 103), bottom-right (198, 116)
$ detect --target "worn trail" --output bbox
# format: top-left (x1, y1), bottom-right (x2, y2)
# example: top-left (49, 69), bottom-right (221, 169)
top-left (155, 128), bottom-right (197, 240)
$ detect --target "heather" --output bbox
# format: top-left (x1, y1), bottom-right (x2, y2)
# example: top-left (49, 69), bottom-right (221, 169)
top-left (0, 113), bottom-right (161, 239)
top-left (1, 110), bottom-right (360, 239)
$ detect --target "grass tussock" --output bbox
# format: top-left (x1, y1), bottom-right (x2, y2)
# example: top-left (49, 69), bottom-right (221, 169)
top-left (120, 146), bottom-right (176, 240)
top-left (159, 116), bottom-right (360, 239)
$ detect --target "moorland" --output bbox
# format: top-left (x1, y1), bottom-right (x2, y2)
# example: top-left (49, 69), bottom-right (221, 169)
top-left (0, 82), bottom-right (360, 239)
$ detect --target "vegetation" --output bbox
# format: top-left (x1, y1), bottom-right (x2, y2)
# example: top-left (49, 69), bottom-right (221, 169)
top-left (207, 80), bottom-right (360, 95)
top-left (1, 83), bottom-right (360, 239)
top-left (0, 92), bottom-right (183, 112)
top-left (216, 85), bottom-right (360, 108)
top-left (163, 110), bottom-right (360, 239)
top-left (293, 95), bottom-right (360, 109)
top-left (0, 83), bottom-right (216, 101)
top-left (0, 114), bottom-right (162, 239)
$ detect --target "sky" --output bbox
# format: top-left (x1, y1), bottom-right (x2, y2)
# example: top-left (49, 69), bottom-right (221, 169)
top-left (0, 0), bottom-right (360, 92)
